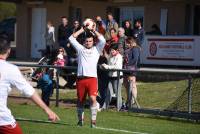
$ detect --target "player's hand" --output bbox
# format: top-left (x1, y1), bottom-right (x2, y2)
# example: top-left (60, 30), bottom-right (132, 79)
top-left (80, 27), bottom-right (85, 32)
top-left (45, 109), bottom-right (60, 122)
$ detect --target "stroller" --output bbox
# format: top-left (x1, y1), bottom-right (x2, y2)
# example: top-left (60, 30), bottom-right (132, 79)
top-left (31, 49), bottom-right (57, 82)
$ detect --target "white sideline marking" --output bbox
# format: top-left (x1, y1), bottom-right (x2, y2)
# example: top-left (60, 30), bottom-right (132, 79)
top-left (16, 117), bottom-right (149, 134)
top-left (95, 126), bottom-right (149, 134)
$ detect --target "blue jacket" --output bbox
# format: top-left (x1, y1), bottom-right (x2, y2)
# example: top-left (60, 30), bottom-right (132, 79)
top-left (38, 73), bottom-right (52, 91)
top-left (124, 47), bottom-right (140, 70)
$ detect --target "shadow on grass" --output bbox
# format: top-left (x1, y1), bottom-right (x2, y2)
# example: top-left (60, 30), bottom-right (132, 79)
top-left (16, 117), bottom-right (74, 126)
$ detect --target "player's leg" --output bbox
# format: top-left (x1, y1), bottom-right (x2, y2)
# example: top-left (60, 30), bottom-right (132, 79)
top-left (88, 77), bottom-right (98, 128)
top-left (0, 122), bottom-right (23, 134)
top-left (76, 79), bottom-right (87, 126)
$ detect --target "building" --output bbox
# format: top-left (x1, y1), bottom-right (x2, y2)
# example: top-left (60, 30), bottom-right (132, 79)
top-left (0, 0), bottom-right (200, 59)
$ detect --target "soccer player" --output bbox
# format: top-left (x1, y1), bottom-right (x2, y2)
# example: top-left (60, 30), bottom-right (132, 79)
top-left (69, 22), bottom-right (106, 128)
top-left (0, 37), bottom-right (60, 134)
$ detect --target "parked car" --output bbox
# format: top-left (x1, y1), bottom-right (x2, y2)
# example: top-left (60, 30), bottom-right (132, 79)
top-left (0, 17), bottom-right (16, 41)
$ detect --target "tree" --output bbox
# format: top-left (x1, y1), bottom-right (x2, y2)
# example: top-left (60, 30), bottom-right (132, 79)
top-left (0, 2), bottom-right (16, 21)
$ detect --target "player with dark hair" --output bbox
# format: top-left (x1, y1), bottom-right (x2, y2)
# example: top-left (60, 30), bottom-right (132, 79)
top-left (69, 20), bottom-right (106, 128)
top-left (0, 37), bottom-right (59, 134)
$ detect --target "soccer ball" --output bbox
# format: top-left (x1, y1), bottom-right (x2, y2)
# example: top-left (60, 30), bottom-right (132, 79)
top-left (83, 18), bottom-right (95, 30)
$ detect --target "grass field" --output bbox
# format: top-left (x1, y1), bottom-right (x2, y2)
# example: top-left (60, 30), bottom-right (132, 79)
top-left (8, 79), bottom-right (200, 134)
top-left (9, 102), bottom-right (200, 134)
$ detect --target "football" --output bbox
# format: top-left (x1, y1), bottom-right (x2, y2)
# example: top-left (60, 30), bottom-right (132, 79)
top-left (83, 18), bottom-right (95, 30)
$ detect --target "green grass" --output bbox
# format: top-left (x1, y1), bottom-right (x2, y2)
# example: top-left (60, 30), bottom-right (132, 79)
top-left (137, 80), bottom-right (188, 109)
top-left (49, 79), bottom-right (189, 110)
top-left (8, 102), bottom-right (200, 134)
top-left (11, 78), bottom-right (199, 111)
top-left (7, 78), bottom-right (200, 134)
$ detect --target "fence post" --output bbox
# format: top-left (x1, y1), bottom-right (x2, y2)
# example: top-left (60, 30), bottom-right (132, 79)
top-left (117, 71), bottom-right (121, 111)
top-left (128, 80), bottom-right (133, 110)
top-left (188, 75), bottom-right (192, 114)
top-left (55, 68), bottom-right (60, 107)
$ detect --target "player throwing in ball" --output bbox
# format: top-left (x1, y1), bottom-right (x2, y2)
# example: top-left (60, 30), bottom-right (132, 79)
top-left (69, 19), bottom-right (106, 128)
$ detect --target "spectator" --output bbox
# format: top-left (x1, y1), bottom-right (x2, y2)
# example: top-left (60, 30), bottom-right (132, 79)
top-left (63, 21), bottom-right (81, 89)
top-left (101, 43), bottom-right (123, 110)
top-left (96, 16), bottom-right (108, 107)
top-left (146, 24), bottom-right (162, 35)
top-left (67, 20), bottom-right (79, 63)
top-left (117, 27), bottom-right (127, 56)
top-left (54, 47), bottom-right (67, 66)
top-left (123, 37), bottom-right (140, 108)
top-left (58, 16), bottom-right (72, 52)
top-left (97, 54), bottom-right (109, 108)
top-left (38, 68), bottom-right (53, 106)
top-left (45, 21), bottom-right (55, 57)
top-left (123, 20), bottom-right (133, 37)
top-left (104, 28), bottom-right (119, 54)
top-left (105, 12), bottom-right (118, 40)
top-left (96, 16), bottom-right (106, 36)
top-left (132, 19), bottom-right (144, 67)
top-left (132, 19), bottom-right (144, 46)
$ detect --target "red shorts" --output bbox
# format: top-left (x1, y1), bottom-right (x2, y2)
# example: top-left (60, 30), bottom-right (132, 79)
top-left (0, 122), bottom-right (23, 134)
top-left (76, 77), bottom-right (98, 103)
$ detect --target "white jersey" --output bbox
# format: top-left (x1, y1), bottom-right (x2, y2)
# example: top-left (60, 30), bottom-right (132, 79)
top-left (69, 35), bottom-right (106, 77)
top-left (0, 60), bottom-right (35, 126)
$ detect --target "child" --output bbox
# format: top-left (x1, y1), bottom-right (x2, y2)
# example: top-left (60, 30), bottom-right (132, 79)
top-left (101, 43), bottom-right (123, 111)
top-left (54, 47), bottom-right (67, 66)
top-left (38, 68), bottom-right (53, 106)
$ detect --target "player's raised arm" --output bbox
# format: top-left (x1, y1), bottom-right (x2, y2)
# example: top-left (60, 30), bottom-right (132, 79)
top-left (73, 27), bottom-right (84, 38)
top-left (94, 30), bottom-right (106, 52)
top-left (68, 27), bottom-right (84, 51)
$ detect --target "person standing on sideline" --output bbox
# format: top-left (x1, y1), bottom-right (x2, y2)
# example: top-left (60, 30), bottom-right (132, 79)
top-left (0, 37), bottom-right (59, 134)
top-left (69, 21), bottom-right (106, 128)
top-left (96, 16), bottom-right (106, 36)
top-left (123, 37), bottom-right (140, 108)
top-left (58, 16), bottom-right (72, 52)
top-left (45, 21), bottom-right (55, 57)
top-left (123, 20), bottom-right (133, 37)
top-left (132, 19), bottom-right (144, 67)
top-left (105, 12), bottom-right (118, 40)
top-left (101, 43), bottom-right (123, 111)
top-left (132, 19), bottom-right (144, 47)
top-left (117, 27), bottom-right (127, 56)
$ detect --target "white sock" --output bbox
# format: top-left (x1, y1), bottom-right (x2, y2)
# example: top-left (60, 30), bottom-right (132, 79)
top-left (77, 107), bottom-right (84, 121)
top-left (90, 105), bottom-right (98, 122)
